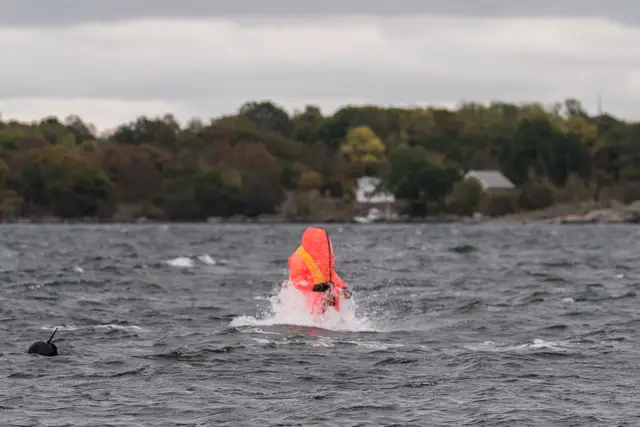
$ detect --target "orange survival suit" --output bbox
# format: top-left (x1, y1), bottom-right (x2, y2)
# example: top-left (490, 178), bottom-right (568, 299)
top-left (288, 227), bottom-right (351, 315)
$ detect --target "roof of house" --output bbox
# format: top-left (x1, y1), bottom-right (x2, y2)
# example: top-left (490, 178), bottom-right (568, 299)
top-left (464, 170), bottom-right (515, 189)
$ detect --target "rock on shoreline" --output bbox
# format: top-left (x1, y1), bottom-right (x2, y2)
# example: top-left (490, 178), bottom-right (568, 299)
top-left (527, 200), bottom-right (640, 224)
top-left (549, 208), bottom-right (640, 224)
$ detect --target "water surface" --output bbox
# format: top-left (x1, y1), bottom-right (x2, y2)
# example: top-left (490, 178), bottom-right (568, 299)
top-left (0, 223), bottom-right (637, 426)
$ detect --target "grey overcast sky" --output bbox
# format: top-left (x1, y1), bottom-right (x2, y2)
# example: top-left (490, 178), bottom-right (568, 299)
top-left (1, 1), bottom-right (639, 130)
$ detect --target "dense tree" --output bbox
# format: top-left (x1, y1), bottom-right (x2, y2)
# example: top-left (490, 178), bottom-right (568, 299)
top-left (448, 177), bottom-right (484, 217)
top-left (238, 101), bottom-right (293, 137)
top-left (0, 97), bottom-right (639, 221)
top-left (340, 125), bottom-right (386, 176)
top-left (387, 143), bottom-right (460, 216)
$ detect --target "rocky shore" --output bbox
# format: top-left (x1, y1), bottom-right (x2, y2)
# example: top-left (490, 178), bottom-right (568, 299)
top-left (496, 200), bottom-right (640, 224)
top-left (550, 208), bottom-right (640, 224)
top-left (4, 200), bottom-right (640, 225)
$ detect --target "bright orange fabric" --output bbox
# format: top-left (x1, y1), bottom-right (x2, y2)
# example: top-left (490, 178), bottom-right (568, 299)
top-left (288, 227), bottom-right (347, 314)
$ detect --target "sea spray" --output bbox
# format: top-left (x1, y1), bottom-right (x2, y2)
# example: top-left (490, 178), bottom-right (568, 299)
top-left (231, 281), bottom-right (376, 332)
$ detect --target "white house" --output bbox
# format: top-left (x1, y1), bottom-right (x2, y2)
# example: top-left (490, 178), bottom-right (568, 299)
top-left (464, 170), bottom-right (515, 192)
top-left (355, 176), bottom-right (395, 204)
top-left (353, 176), bottom-right (397, 223)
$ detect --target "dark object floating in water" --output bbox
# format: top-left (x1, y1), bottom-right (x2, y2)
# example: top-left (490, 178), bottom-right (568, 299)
top-left (450, 244), bottom-right (478, 254)
top-left (27, 328), bottom-right (59, 357)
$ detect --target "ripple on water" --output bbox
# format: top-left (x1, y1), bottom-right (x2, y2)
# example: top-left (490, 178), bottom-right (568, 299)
top-left (0, 223), bottom-right (638, 426)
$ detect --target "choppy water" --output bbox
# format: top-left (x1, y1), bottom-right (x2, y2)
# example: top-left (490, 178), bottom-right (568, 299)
top-left (1, 223), bottom-right (638, 426)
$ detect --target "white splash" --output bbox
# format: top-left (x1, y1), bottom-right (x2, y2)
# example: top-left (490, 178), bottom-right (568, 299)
top-left (167, 254), bottom-right (217, 267)
top-left (197, 254), bottom-right (217, 265)
top-left (230, 281), bottom-right (376, 332)
top-left (166, 257), bottom-right (194, 268)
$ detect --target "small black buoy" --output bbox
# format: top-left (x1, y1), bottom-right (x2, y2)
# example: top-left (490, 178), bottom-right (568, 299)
top-left (27, 328), bottom-right (59, 357)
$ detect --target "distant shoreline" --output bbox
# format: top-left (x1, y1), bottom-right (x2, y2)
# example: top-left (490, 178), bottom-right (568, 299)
top-left (3, 200), bottom-right (640, 226)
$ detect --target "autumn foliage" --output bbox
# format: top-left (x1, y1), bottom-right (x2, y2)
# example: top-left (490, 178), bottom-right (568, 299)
top-left (0, 98), bottom-right (637, 221)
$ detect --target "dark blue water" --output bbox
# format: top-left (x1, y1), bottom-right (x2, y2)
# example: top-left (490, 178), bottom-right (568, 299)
top-left (1, 223), bottom-right (638, 426)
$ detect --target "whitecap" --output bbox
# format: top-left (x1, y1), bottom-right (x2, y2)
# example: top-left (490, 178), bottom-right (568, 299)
top-left (166, 257), bottom-right (194, 268)
top-left (464, 338), bottom-right (569, 353)
top-left (40, 324), bottom-right (149, 333)
top-left (197, 254), bottom-right (216, 265)
top-left (93, 324), bottom-right (148, 333)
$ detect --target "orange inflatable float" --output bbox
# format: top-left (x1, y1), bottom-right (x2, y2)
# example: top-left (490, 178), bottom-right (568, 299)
top-left (288, 227), bottom-right (352, 315)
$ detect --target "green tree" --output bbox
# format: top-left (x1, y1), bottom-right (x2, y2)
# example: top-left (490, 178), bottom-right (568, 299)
top-left (17, 146), bottom-right (115, 218)
top-left (292, 105), bottom-right (324, 143)
top-left (3, 95), bottom-right (640, 221)
top-left (448, 176), bottom-right (484, 216)
top-left (340, 125), bottom-right (386, 175)
top-left (238, 101), bottom-right (293, 137)
top-left (387, 143), bottom-right (460, 216)
top-left (0, 159), bottom-right (8, 186)
top-left (517, 177), bottom-right (556, 211)
top-left (297, 169), bottom-right (323, 191)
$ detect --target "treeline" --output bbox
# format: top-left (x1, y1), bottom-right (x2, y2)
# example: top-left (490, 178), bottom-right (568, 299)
top-left (0, 98), bottom-right (638, 221)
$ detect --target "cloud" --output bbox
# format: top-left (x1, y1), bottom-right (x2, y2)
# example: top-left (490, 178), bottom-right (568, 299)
top-left (3, 0), bottom-right (640, 26)
top-left (0, 15), bottom-right (639, 130)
